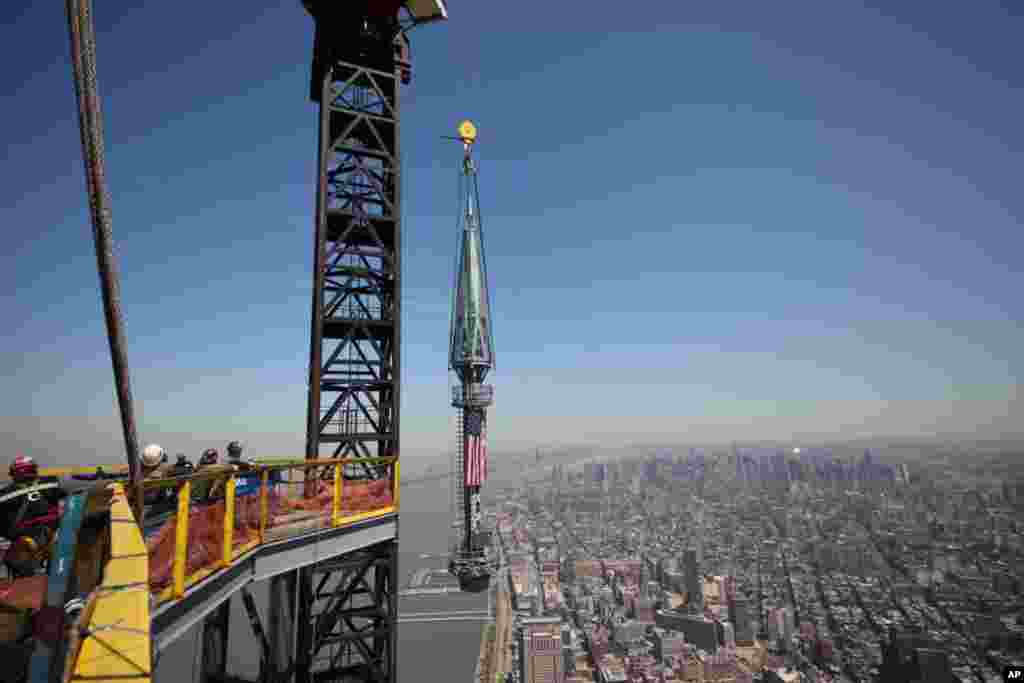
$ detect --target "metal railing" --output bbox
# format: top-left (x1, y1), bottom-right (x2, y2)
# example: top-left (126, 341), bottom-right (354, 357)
top-left (141, 457), bottom-right (399, 605)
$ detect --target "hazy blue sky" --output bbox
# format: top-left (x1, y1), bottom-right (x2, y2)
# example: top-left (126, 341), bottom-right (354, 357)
top-left (2, 1), bottom-right (1022, 466)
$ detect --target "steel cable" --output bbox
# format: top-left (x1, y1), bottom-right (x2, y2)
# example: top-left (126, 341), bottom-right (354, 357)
top-left (64, 0), bottom-right (143, 523)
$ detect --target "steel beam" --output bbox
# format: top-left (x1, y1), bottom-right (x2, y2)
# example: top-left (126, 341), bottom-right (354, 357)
top-left (293, 541), bottom-right (396, 683)
top-left (201, 600), bottom-right (231, 683)
top-left (268, 571), bottom-right (297, 683)
top-left (294, 568), bottom-right (315, 683)
top-left (311, 554), bottom-right (376, 654)
top-left (240, 587), bottom-right (273, 682)
top-left (387, 541), bottom-right (398, 683)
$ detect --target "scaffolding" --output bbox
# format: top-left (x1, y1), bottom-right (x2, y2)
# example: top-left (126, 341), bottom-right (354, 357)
top-left (451, 400), bottom-right (466, 548)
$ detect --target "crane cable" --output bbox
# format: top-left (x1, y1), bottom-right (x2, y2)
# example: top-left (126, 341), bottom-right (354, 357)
top-left (65, 0), bottom-right (144, 525)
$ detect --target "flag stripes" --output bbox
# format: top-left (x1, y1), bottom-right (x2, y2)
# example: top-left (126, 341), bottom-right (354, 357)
top-left (464, 410), bottom-right (488, 488)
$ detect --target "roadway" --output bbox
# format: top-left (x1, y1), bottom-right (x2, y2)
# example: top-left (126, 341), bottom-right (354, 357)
top-left (398, 609), bottom-right (490, 624)
top-left (399, 586), bottom-right (460, 597)
top-left (478, 525), bottom-right (512, 683)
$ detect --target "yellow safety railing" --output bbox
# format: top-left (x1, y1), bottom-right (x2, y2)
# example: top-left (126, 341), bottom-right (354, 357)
top-left (144, 457), bottom-right (400, 606)
top-left (50, 458), bottom-right (401, 681)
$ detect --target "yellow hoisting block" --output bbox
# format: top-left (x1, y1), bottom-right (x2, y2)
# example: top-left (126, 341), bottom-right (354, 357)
top-left (458, 119), bottom-right (477, 144)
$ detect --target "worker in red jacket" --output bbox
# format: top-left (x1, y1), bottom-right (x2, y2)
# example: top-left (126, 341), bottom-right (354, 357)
top-left (0, 455), bottom-right (67, 577)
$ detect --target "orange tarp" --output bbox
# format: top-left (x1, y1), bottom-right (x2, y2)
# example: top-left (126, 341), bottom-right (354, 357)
top-left (147, 481), bottom-right (394, 592)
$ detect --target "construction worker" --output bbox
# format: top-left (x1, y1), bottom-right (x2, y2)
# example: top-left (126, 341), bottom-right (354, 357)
top-left (141, 444), bottom-right (175, 510)
top-left (198, 448), bottom-right (220, 469)
top-left (192, 448), bottom-right (233, 502)
top-left (141, 444), bottom-right (170, 478)
top-left (227, 441), bottom-right (262, 501)
top-left (226, 441), bottom-right (255, 471)
top-left (0, 455), bottom-right (67, 577)
top-left (170, 453), bottom-right (194, 478)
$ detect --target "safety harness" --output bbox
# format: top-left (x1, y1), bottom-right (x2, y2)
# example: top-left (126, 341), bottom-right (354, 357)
top-left (2, 482), bottom-right (61, 573)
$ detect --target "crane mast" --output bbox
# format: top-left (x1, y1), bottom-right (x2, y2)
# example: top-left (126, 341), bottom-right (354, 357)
top-left (303, 0), bottom-right (411, 470)
top-left (297, 2), bottom-right (446, 680)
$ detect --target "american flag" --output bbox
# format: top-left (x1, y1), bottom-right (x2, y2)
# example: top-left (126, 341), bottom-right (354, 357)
top-left (463, 410), bottom-right (487, 488)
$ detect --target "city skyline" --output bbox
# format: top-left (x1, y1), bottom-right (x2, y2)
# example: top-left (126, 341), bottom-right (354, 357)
top-left (3, 1), bottom-right (1023, 465)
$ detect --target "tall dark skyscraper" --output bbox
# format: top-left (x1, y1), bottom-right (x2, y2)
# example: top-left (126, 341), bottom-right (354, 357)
top-left (684, 548), bottom-right (703, 612)
top-left (729, 596), bottom-right (754, 644)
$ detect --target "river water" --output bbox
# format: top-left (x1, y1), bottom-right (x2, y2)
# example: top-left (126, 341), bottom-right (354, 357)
top-left (155, 476), bottom-right (484, 683)
top-left (394, 477), bottom-right (486, 683)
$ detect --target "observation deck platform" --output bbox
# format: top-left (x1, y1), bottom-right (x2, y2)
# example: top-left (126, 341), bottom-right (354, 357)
top-left (0, 457), bottom-right (400, 683)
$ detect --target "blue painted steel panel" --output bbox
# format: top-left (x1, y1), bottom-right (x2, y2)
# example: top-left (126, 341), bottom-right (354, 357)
top-left (28, 491), bottom-right (88, 683)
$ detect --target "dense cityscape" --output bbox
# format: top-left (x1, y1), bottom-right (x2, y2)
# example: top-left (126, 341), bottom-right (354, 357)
top-left (479, 446), bottom-right (1024, 683)
top-left (4, 1), bottom-right (1021, 682)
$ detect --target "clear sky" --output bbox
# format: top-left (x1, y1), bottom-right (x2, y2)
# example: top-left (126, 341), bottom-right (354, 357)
top-left (2, 1), bottom-right (1022, 467)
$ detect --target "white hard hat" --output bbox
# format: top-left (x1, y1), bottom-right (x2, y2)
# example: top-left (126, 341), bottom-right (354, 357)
top-left (142, 444), bottom-right (165, 468)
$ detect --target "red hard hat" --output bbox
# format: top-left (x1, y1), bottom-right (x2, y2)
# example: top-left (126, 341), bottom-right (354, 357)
top-left (10, 455), bottom-right (37, 480)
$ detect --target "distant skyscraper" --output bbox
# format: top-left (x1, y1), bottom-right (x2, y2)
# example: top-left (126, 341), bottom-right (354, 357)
top-left (722, 621), bottom-right (736, 648)
top-left (585, 462), bottom-right (607, 495)
top-left (639, 554), bottom-right (649, 595)
top-left (729, 597), bottom-right (754, 644)
top-left (521, 617), bottom-right (565, 683)
top-left (782, 607), bottom-right (795, 645)
top-left (723, 575), bottom-right (737, 602)
top-left (683, 548), bottom-right (703, 612)
top-left (679, 615), bottom-right (718, 654)
top-left (642, 458), bottom-right (658, 482)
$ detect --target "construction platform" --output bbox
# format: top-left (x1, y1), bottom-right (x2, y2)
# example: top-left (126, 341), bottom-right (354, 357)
top-left (0, 457), bottom-right (400, 683)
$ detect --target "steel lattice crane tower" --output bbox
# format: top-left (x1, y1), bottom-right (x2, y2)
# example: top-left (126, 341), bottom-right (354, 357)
top-left (294, 2), bottom-right (446, 682)
top-left (447, 122), bottom-right (496, 592)
top-left (303, 0), bottom-right (444, 466)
